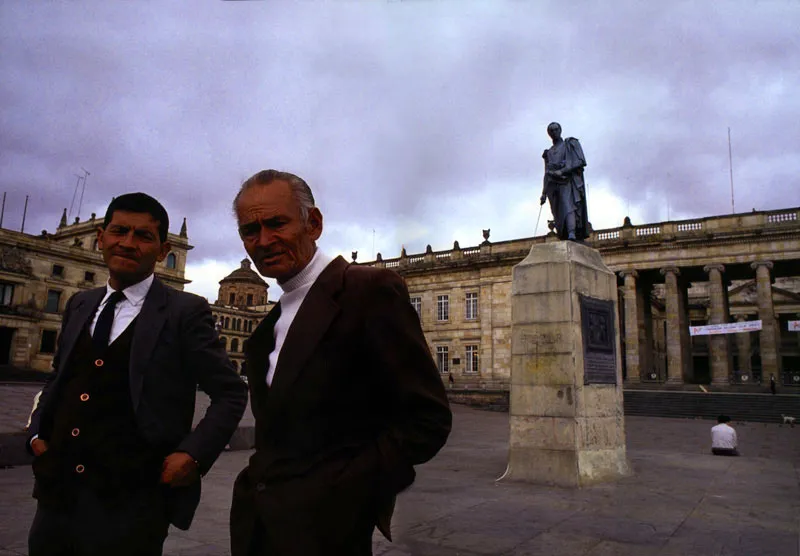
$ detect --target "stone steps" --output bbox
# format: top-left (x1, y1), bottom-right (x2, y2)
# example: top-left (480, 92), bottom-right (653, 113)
top-left (622, 390), bottom-right (800, 424)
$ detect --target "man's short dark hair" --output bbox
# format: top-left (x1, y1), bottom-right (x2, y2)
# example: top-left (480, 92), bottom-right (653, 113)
top-left (103, 193), bottom-right (169, 242)
top-left (717, 415), bottom-right (731, 424)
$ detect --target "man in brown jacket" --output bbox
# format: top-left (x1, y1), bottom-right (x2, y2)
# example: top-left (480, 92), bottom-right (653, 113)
top-left (229, 170), bottom-right (452, 555)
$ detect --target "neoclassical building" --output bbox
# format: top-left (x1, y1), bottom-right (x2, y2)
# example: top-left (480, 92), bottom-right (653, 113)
top-left (0, 210), bottom-right (192, 372)
top-left (364, 207), bottom-right (800, 391)
top-left (210, 259), bottom-right (275, 372)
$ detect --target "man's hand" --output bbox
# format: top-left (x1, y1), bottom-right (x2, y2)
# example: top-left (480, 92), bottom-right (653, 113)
top-left (539, 194), bottom-right (547, 206)
top-left (31, 438), bottom-right (48, 457)
top-left (160, 452), bottom-right (199, 487)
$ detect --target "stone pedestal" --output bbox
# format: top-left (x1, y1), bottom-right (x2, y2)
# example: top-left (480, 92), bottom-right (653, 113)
top-left (501, 241), bottom-right (630, 487)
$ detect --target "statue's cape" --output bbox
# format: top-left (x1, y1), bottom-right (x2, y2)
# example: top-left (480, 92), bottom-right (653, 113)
top-left (564, 137), bottom-right (586, 170)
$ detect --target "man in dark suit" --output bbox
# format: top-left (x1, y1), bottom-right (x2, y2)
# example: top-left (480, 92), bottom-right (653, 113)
top-left (229, 170), bottom-right (452, 555)
top-left (27, 193), bottom-right (248, 556)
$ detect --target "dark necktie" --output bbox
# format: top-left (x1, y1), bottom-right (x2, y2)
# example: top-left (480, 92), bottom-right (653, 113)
top-left (92, 290), bottom-right (126, 352)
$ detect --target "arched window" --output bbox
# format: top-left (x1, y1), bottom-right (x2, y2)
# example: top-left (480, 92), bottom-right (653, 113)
top-left (220, 337), bottom-right (227, 349)
top-left (231, 338), bottom-right (239, 353)
top-left (166, 253), bottom-right (177, 269)
top-left (224, 317), bottom-right (230, 329)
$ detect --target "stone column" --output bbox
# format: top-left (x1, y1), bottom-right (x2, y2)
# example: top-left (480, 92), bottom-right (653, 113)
top-left (734, 315), bottom-right (752, 379)
top-left (704, 264), bottom-right (733, 385)
top-left (620, 271), bottom-right (654, 383)
top-left (660, 267), bottom-right (690, 384)
top-left (751, 261), bottom-right (781, 383)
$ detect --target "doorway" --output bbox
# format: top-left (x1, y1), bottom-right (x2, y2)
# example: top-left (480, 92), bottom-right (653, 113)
top-left (0, 327), bottom-right (14, 365)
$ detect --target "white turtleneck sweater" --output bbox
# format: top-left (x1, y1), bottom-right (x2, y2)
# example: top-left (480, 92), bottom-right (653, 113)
top-left (267, 248), bottom-right (334, 386)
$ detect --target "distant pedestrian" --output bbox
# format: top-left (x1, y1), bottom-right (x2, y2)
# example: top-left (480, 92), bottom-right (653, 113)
top-left (448, 372), bottom-right (455, 388)
top-left (711, 415), bottom-right (739, 456)
top-left (770, 374), bottom-right (776, 395)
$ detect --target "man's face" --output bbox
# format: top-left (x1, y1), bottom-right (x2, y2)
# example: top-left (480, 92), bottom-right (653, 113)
top-left (236, 180), bottom-right (322, 282)
top-left (97, 211), bottom-right (170, 287)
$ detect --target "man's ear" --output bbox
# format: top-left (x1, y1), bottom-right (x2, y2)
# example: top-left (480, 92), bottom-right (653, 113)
top-left (157, 241), bottom-right (171, 263)
top-left (95, 227), bottom-right (105, 250)
top-left (306, 208), bottom-right (323, 241)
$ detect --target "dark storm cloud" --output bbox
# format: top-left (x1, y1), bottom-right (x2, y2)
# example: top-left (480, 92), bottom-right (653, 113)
top-left (1, 1), bottom-right (798, 291)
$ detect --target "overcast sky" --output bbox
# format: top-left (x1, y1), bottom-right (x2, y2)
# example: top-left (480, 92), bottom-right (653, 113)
top-left (2, 2), bottom-right (798, 302)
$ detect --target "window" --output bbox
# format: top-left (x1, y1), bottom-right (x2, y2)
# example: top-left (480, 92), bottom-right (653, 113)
top-left (0, 283), bottom-right (13, 306)
top-left (247, 294), bottom-right (254, 306)
top-left (231, 338), bottom-right (239, 353)
top-left (410, 296), bottom-right (422, 319)
top-left (84, 271), bottom-right (95, 283)
top-left (465, 345), bottom-right (479, 373)
top-left (437, 295), bottom-right (449, 322)
top-left (224, 317), bottom-right (230, 329)
top-left (261, 296), bottom-right (266, 305)
top-left (40, 330), bottom-right (57, 354)
top-left (465, 292), bottom-right (478, 320)
top-left (228, 293), bottom-right (236, 305)
top-left (45, 290), bottom-right (61, 313)
top-left (436, 346), bottom-right (449, 374)
top-left (52, 264), bottom-right (64, 278)
top-left (220, 336), bottom-right (227, 349)
top-left (166, 253), bottom-right (177, 269)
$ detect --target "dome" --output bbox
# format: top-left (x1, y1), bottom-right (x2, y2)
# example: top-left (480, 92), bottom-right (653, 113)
top-left (219, 259), bottom-right (267, 286)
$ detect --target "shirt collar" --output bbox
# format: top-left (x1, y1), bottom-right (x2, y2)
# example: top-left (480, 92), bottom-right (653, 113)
top-left (279, 248), bottom-right (333, 294)
top-left (102, 273), bottom-right (155, 307)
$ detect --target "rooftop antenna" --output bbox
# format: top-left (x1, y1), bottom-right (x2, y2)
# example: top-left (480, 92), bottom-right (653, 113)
top-left (77, 167), bottom-right (90, 220)
top-left (0, 192), bottom-right (5, 228)
top-left (69, 174), bottom-right (83, 219)
top-left (727, 127), bottom-right (735, 214)
top-left (21, 195), bottom-right (29, 233)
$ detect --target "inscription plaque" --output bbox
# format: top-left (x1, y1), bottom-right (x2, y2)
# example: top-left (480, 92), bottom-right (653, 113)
top-left (580, 295), bottom-right (617, 385)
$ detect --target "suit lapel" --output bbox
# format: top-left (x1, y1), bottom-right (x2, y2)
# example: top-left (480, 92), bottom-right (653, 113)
top-left (244, 303), bottom-right (281, 406)
top-left (129, 278), bottom-right (169, 411)
top-left (58, 288), bottom-right (106, 375)
top-left (268, 257), bottom-right (347, 406)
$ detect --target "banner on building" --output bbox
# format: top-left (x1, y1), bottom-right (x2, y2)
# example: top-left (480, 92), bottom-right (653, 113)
top-left (789, 321), bottom-right (800, 332)
top-left (689, 320), bottom-right (762, 336)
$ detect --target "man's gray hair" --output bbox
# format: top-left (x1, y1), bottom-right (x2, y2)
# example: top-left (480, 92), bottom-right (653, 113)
top-left (233, 169), bottom-right (316, 222)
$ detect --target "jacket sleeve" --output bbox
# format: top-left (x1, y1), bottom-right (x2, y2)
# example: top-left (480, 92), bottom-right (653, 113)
top-left (363, 270), bottom-right (452, 495)
top-left (26, 292), bottom-right (77, 453)
top-left (175, 296), bottom-right (248, 474)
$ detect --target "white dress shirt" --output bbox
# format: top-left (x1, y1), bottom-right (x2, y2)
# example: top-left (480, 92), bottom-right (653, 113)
top-left (267, 249), bottom-right (334, 386)
top-left (711, 423), bottom-right (737, 449)
top-left (90, 274), bottom-right (155, 344)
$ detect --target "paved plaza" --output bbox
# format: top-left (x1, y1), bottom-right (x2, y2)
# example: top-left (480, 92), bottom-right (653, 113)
top-left (1, 388), bottom-right (799, 555)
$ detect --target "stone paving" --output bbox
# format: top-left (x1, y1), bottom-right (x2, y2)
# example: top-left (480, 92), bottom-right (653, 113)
top-left (1, 401), bottom-right (799, 555)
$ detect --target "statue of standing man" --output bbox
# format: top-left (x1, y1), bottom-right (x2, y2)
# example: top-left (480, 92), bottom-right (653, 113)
top-left (539, 122), bottom-right (589, 241)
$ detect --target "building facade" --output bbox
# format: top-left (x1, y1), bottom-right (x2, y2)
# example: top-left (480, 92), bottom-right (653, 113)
top-left (365, 207), bottom-right (800, 391)
top-left (0, 210), bottom-right (192, 372)
top-left (210, 259), bottom-right (275, 373)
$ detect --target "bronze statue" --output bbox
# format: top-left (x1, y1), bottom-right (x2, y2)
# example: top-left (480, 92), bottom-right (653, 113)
top-left (539, 122), bottom-right (589, 241)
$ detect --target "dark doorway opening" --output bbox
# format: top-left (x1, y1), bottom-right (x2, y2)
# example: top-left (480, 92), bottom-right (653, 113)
top-left (0, 327), bottom-right (14, 365)
top-left (692, 356), bottom-right (710, 384)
